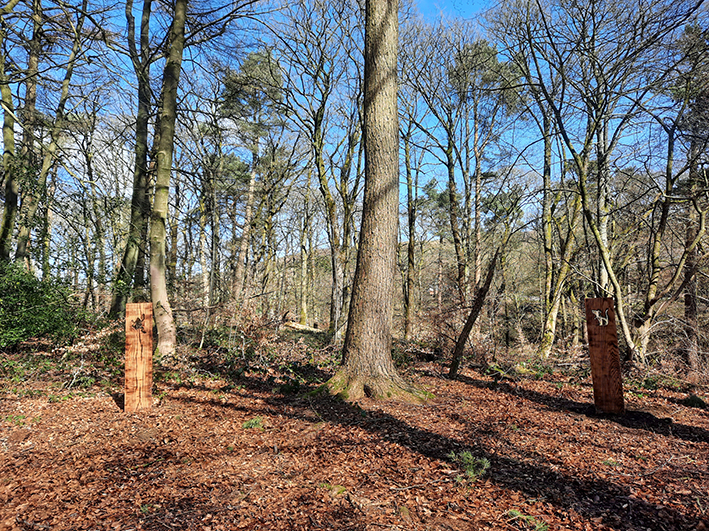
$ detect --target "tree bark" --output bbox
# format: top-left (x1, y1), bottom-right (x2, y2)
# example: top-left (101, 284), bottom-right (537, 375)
top-left (232, 158), bottom-right (257, 304)
top-left (402, 125), bottom-right (417, 340)
top-left (15, 0), bottom-right (86, 265)
top-left (298, 170), bottom-right (312, 325)
top-left (149, 0), bottom-right (187, 359)
top-left (684, 180), bottom-right (700, 376)
top-left (0, 44), bottom-right (17, 263)
top-left (538, 194), bottom-right (581, 358)
top-left (329, 0), bottom-right (422, 401)
top-left (0, 0), bottom-right (26, 263)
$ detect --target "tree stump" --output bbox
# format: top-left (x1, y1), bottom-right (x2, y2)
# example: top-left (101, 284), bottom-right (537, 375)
top-left (125, 302), bottom-right (153, 413)
top-left (585, 298), bottom-right (624, 414)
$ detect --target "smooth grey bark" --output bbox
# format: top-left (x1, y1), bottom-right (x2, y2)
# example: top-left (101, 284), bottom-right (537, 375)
top-left (149, 0), bottom-right (187, 359)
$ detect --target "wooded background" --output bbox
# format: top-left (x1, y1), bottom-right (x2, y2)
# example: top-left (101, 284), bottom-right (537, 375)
top-left (0, 0), bottom-right (707, 381)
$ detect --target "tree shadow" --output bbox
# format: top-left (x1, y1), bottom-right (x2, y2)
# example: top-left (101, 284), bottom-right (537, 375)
top-left (111, 392), bottom-right (125, 411)
top-left (161, 371), bottom-right (706, 530)
top-left (452, 373), bottom-right (709, 444)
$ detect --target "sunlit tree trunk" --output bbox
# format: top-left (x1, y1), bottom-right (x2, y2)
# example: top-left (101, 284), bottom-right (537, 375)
top-left (232, 158), bottom-right (257, 304)
top-left (684, 140), bottom-right (700, 376)
top-left (402, 126), bottom-right (417, 340)
top-left (16, 0), bottom-right (86, 265)
top-left (0, 0), bottom-right (29, 263)
top-left (445, 136), bottom-right (467, 297)
top-left (538, 190), bottom-right (582, 358)
top-left (167, 180), bottom-right (180, 291)
top-left (596, 124), bottom-right (611, 293)
top-left (298, 170), bottom-right (312, 325)
top-left (0, 40), bottom-right (17, 263)
top-left (149, 0), bottom-right (187, 359)
top-left (330, 0), bottom-right (421, 401)
top-left (199, 196), bottom-right (209, 307)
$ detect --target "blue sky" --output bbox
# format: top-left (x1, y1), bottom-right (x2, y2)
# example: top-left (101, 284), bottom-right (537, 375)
top-left (415, 0), bottom-right (491, 20)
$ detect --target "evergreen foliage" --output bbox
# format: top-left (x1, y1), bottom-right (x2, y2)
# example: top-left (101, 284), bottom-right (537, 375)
top-left (0, 263), bottom-right (79, 348)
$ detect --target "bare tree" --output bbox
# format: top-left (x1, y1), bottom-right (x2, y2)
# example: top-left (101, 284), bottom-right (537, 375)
top-left (269, 0), bottom-right (364, 341)
top-left (493, 0), bottom-right (705, 361)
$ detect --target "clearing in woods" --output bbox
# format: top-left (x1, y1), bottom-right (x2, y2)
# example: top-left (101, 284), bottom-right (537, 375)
top-left (1, 326), bottom-right (708, 531)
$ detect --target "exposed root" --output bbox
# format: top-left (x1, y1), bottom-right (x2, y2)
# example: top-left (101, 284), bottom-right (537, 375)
top-left (326, 370), bottom-right (432, 403)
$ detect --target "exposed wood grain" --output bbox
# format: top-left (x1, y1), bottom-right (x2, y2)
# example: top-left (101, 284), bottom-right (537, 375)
top-left (125, 302), bottom-right (153, 413)
top-left (585, 298), bottom-right (624, 414)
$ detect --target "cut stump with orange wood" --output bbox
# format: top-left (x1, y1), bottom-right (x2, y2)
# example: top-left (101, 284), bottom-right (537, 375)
top-left (125, 302), bottom-right (153, 413)
top-left (585, 298), bottom-right (624, 415)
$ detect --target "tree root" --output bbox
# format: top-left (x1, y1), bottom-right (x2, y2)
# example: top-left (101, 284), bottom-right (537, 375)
top-left (326, 370), bottom-right (432, 403)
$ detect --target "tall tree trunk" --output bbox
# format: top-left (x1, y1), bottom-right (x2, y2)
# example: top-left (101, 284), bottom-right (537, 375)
top-left (538, 194), bottom-right (581, 358)
top-left (110, 0), bottom-right (154, 317)
top-left (0, 46), bottom-right (17, 263)
top-left (684, 221), bottom-right (700, 375)
top-left (403, 127), bottom-right (417, 340)
top-left (541, 115), bottom-right (553, 315)
top-left (149, 0), bottom-right (187, 359)
top-left (445, 137), bottom-right (466, 298)
top-left (473, 151), bottom-right (482, 289)
top-left (596, 124), bottom-right (611, 293)
top-left (684, 137), bottom-right (701, 376)
top-left (298, 170), bottom-right (312, 325)
top-left (313, 132), bottom-right (344, 341)
top-left (329, 0), bottom-right (421, 401)
top-left (209, 173), bottom-right (219, 303)
top-left (0, 0), bottom-right (31, 263)
top-left (199, 196), bottom-right (209, 307)
top-left (167, 181), bottom-right (179, 290)
top-left (449, 250), bottom-right (499, 378)
top-left (232, 158), bottom-right (257, 304)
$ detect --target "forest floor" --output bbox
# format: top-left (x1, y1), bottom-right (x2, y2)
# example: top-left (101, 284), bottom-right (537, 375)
top-left (1, 324), bottom-right (708, 531)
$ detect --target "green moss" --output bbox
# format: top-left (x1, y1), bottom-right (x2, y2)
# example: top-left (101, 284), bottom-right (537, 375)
top-left (326, 370), bottom-right (431, 403)
top-left (305, 384), bottom-right (329, 397)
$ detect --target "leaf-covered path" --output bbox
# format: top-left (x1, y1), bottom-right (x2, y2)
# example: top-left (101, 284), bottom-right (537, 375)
top-left (1, 355), bottom-right (708, 530)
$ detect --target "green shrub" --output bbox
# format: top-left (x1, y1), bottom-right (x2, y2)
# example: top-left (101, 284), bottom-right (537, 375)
top-left (0, 262), bottom-right (80, 348)
top-left (448, 450), bottom-right (490, 482)
top-left (242, 416), bottom-right (263, 429)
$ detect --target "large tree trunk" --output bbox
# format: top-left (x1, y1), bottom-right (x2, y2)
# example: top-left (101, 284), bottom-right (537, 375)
top-left (149, 0), bottom-right (187, 359)
top-left (329, 0), bottom-right (422, 402)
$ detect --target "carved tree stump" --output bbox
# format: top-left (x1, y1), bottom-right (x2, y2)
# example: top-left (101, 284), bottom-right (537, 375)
top-left (585, 298), bottom-right (624, 415)
top-left (125, 302), bottom-right (153, 413)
